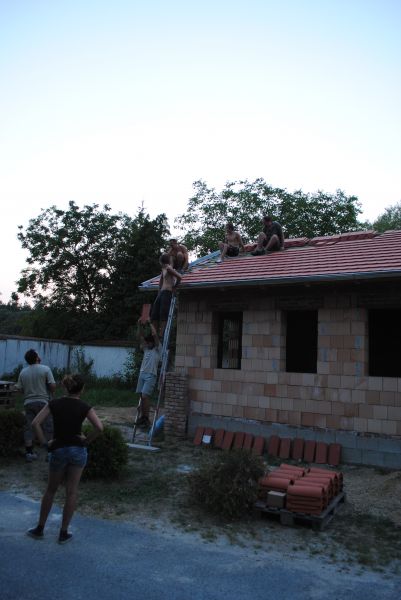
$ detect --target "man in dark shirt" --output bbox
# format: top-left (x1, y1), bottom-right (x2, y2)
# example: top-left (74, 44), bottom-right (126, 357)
top-left (251, 215), bottom-right (285, 256)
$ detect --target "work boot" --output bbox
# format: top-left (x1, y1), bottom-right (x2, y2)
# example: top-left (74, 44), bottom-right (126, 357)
top-left (137, 416), bottom-right (151, 430)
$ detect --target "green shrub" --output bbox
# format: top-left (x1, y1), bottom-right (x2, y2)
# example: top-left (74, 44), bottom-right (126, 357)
top-left (0, 364), bottom-right (23, 380)
top-left (0, 409), bottom-right (24, 456)
top-left (83, 425), bottom-right (129, 479)
top-left (188, 450), bottom-right (265, 520)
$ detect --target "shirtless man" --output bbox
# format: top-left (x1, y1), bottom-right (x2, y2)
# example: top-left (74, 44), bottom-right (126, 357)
top-left (216, 223), bottom-right (245, 263)
top-left (150, 253), bottom-right (182, 338)
top-left (167, 239), bottom-right (189, 273)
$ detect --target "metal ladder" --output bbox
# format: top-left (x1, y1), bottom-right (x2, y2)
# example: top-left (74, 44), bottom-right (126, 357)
top-left (128, 294), bottom-right (177, 451)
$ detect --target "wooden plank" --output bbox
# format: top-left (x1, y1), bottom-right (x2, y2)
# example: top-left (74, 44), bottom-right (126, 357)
top-left (255, 492), bottom-right (346, 531)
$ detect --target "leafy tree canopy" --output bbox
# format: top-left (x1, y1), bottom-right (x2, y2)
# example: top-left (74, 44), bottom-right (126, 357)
top-left (17, 201), bottom-right (121, 313)
top-left (175, 179), bottom-right (364, 256)
top-left (373, 201), bottom-right (401, 233)
top-left (0, 297), bottom-right (32, 336)
top-left (16, 202), bottom-right (169, 340)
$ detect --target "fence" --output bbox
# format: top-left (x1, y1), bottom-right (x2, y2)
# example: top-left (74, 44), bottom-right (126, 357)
top-left (0, 335), bottom-right (133, 379)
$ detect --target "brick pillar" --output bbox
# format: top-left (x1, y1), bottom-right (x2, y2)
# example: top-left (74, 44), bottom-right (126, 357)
top-left (164, 372), bottom-right (189, 439)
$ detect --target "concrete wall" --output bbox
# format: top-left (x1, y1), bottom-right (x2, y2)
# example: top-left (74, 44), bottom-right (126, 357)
top-left (79, 345), bottom-right (131, 378)
top-left (174, 287), bottom-right (401, 444)
top-left (0, 336), bottom-right (132, 379)
top-left (0, 337), bottom-right (71, 375)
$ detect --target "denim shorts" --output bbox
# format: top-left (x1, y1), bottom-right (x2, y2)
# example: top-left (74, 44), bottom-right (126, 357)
top-left (136, 372), bottom-right (157, 396)
top-left (49, 446), bottom-right (88, 471)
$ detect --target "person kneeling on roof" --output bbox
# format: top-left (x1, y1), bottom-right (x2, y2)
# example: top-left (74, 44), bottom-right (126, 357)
top-left (167, 238), bottom-right (189, 273)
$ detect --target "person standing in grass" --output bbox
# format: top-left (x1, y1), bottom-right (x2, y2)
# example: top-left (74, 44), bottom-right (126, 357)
top-left (27, 374), bottom-right (103, 544)
top-left (15, 348), bottom-right (56, 462)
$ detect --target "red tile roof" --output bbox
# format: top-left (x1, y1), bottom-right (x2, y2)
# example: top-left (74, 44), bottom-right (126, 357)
top-left (140, 230), bottom-right (401, 291)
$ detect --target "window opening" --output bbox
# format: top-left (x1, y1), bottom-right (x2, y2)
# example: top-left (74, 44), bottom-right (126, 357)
top-left (217, 312), bottom-right (242, 369)
top-left (286, 310), bottom-right (317, 373)
top-left (369, 309), bottom-right (401, 377)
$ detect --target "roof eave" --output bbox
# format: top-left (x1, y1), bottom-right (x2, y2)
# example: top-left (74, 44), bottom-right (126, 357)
top-left (139, 269), bottom-right (401, 292)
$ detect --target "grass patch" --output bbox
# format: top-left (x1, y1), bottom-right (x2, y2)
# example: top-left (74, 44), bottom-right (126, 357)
top-left (82, 387), bottom-right (135, 407)
top-left (11, 386), bottom-right (152, 410)
top-left (327, 513), bottom-right (401, 569)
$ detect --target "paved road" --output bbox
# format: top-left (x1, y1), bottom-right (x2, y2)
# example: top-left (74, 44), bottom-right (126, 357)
top-left (0, 491), bottom-right (399, 600)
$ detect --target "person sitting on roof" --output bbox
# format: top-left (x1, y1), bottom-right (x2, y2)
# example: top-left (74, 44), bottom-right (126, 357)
top-left (251, 215), bottom-right (285, 256)
top-left (216, 223), bottom-right (245, 263)
top-left (167, 239), bottom-right (189, 273)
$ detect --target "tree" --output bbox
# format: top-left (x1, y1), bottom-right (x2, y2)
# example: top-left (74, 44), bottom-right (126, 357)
top-left (103, 209), bottom-right (170, 338)
top-left (16, 202), bottom-right (169, 341)
top-left (373, 201), bottom-right (401, 233)
top-left (175, 179), bottom-right (364, 256)
top-left (17, 201), bottom-right (121, 313)
top-left (0, 296), bottom-right (32, 336)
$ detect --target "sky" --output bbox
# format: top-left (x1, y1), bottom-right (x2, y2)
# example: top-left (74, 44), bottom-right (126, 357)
top-left (1, 0), bottom-right (400, 302)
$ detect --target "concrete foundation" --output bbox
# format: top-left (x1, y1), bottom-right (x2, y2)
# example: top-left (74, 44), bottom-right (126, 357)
top-left (189, 414), bottom-right (401, 469)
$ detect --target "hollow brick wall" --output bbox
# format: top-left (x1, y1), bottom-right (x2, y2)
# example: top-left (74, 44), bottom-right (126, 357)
top-left (174, 291), bottom-right (401, 438)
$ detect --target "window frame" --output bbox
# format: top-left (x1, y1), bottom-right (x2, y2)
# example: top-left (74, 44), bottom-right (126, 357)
top-left (217, 311), bottom-right (243, 370)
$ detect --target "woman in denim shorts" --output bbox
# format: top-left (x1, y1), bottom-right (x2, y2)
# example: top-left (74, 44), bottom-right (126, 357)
top-left (27, 374), bottom-right (103, 544)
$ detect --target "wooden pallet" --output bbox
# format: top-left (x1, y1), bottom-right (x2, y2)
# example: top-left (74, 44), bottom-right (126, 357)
top-left (255, 491), bottom-right (346, 531)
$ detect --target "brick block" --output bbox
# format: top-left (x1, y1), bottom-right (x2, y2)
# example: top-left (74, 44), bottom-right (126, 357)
top-left (139, 303), bottom-right (151, 323)
top-left (303, 440), bottom-right (316, 463)
top-left (291, 437), bottom-right (305, 461)
top-left (243, 433), bottom-right (254, 451)
top-left (213, 428), bottom-right (225, 449)
top-left (315, 442), bottom-right (328, 464)
top-left (252, 436), bottom-right (265, 456)
top-left (234, 431), bottom-right (245, 450)
top-left (267, 491), bottom-right (286, 509)
top-left (267, 435), bottom-right (281, 457)
top-left (221, 430), bottom-right (234, 450)
top-left (278, 437), bottom-right (291, 459)
top-left (328, 443), bottom-right (342, 466)
top-left (193, 426), bottom-right (204, 446)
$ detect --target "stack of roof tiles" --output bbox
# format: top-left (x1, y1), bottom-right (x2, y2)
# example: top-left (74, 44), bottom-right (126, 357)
top-left (259, 463), bottom-right (343, 515)
top-left (258, 464), bottom-right (307, 497)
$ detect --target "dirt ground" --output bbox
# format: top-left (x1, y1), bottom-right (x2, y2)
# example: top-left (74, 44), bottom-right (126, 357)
top-left (1, 406), bottom-right (401, 572)
top-left (95, 407), bottom-right (401, 524)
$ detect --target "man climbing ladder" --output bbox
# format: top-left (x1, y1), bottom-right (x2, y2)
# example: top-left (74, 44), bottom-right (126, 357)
top-left (131, 295), bottom-right (177, 448)
top-left (134, 318), bottom-right (161, 430)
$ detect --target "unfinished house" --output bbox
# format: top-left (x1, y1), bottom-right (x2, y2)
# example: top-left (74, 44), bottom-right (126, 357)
top-left (141, 230), bottom-right (401, 467)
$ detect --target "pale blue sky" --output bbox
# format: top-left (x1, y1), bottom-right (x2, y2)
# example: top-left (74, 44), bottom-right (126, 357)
top-left (1, 0), bottom-right (400, 301)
